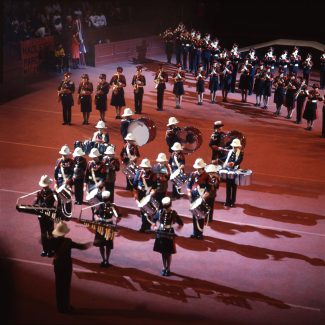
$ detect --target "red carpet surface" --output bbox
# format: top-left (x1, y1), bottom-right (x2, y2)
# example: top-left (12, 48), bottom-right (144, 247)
top-left (0, 54), bottom-right (324, 325)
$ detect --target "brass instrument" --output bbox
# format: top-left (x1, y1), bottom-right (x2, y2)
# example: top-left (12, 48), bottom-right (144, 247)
top-left (154, 70), bottom-right (162, 88)
top-left (295, 80), bottom-right (306, 99)
top-left (134, 74), bottom-right (141, 93)
top-left (112, 73), bottom-right (121, 95)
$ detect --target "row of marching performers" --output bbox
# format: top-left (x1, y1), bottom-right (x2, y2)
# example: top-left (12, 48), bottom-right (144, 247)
top-left (160, 22), bottom-right (325, 89)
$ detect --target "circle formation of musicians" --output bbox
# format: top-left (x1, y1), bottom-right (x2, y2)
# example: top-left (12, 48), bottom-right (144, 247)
top-left (16, 108), bottom-right (252, 275)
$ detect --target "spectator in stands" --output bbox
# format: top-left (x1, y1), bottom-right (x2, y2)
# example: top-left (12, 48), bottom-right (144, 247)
top-left (52, 10), bottom-right (63, 35)
top-left (71, 33), bottom-right (80, 69)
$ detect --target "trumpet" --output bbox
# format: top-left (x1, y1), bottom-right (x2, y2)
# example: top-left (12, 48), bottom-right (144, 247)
top-left (154, 70), bottom-right (162, 88)
top-left (112, 73), bottom-right (121, 95)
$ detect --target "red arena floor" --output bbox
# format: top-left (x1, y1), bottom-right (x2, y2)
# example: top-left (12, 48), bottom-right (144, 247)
top-left (0, 54), bottom-right (325, 325)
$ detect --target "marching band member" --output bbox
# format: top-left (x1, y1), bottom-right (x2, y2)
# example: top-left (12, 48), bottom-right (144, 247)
top-left (295, 77), bottom-right (308, 124)
top-left (302, 53), bottom-right (313, 86)
top-left (262, 66), bottom-right (274, 109)
top-left (181, 30), bottom-right (192, 71)
top-left (78, 74), bottom-right (93, 125)
top-left (120, 133), bottom-right (140, 190)
top-left (187, 158), bottom-right (210, 239)
top-left (289, 46), bottom-right (301, 75)
top-left (109, 66), bottom-right (126, 119)
top-left (246, 48), bottom-right (258, 95)
top-left (133, 158), bottom-right (155, 232)
top-left (152, 153), bottom-right (171, 207)
top-left (264, 47), bottom-right (276, 75)
top-left (205, 164), bottom-right (220, 222)
top-left (51, 221), bottom-right (91, 313)
top-left (219, 59), bottom-right (233, 102)
top-left (34, 175), bottom-right (56, 257)
top-left (102, 145), bottom-right (120, 203)
top-left (210, 37), bottom-right (221, 63)
top-left (209, 121), bottom-right (226, 165)
top-left (57, 72), bottom-right (75, 125)
top-left (94, 73), bottom-right (109, 122)
top-left (72, 147), bottom-right (87, 205)
top-left (222, 139), bottom-right (244, 208)
top-left (168, 142), bottom-right (185, 199)
top-left (253, 61), bottom-right (265, 107)
top-left (166, 117), bottom-right (181, 153)
top-left (154, 64), bottom-right (168, 111)
top-left (84, 148), bottom-right (105, 194)
top-left (161, 27), bottom-right (174, 64)
top-left (278, 50), bottom-right (289, 76)
top-left (153, 196), bottom-right (183, 276)
top-left (320, 50), bottom-right (325, 90)
top-left (131, 65), bottom-right (146, 114)
top-left (303, 84), bottom-right (321, 131)
top-left (209, 60), bottom-right (219, 103)
top-left (172, 64), bottom-right (186, 109)
top-left (54, 145), bottom-right (74, 191)
top-left (201, 33), bottom-right (212, 75)
top-left (238, 59), bottom-right (251, 102)
top-left (273, 70), bottom-right (286, 116)
top-left (93, 190), bottom-right (118, 267)
top-left (92, 120), bottom-right (109, 144)
top-left (120, 107), bottom-right (134, 141)
top-left (285, 74), bottom-right (298, 119)
top-left (191, 31), bottom-right (203, 75)
top-left (195, 64), bottom-right (206, 105)
top-left (230, 43), bottom-right (241, 93)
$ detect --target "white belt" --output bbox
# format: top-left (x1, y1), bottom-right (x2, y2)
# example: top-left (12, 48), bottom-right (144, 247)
top-left (160, 225), bottom-right (172, 229)
top-left (294, 64), bottom-right (298, 66)
top-left (312, 100), bottom-right (317, 103)
top-left (283, 65), bottom-right (287, 68)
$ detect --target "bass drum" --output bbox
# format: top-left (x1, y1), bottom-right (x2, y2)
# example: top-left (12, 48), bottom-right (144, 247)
top-left (220, 130), bottom-right (246, 150)
top-left (176, 126), bottom-right (203, 155)
top-left (128, 117), bottom-right (157, 146)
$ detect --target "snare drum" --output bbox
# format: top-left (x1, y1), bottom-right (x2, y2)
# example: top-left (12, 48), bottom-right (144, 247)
top-left (227, 171), bottom-right (236, 180)
top-left (56, 185), bottom-right (72, 203)
top-left (235, 169), bottom-right (253, 186)
top-left (95, 143), bottom-right (108, 155)
top-left (127, 118), bottom-right (157, 146)
top-left (122, 162), bottom-right (139, 180)
top-left (170, 169), bottom-right (188, 188)
top-left (139, 195), bottom-right (159, 216)
top-left (218, 169), bottom-right (228, 181)
top-left (176, 126), bottom-right (203, 154)
top-left (189, 197), bottom-right (210, 219)
top-left (83, 140), bottom-right (95, 154)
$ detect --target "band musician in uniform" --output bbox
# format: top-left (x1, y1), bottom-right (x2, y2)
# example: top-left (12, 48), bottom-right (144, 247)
top-left (72, 147), bottom-right (87, 205)
top-left (187, 158), bottom-right (210, 239)
top-left (93, 190), bottom-right (118, 267)
top-left (168, 142), bottom-right (185, 199)
top-left (222, 139), bottom-right (244, 208)
top-left (131, 65), bottom-right (146, 114)
top-left (120, 107), bottom-right (134, 141)
top-left (34, 175), bottom-right (57, 257)
top-left (133, 158), bottom-right (155, 232)
top-left (102, 145), bottom-right (120, 203)
top-left (110, 66), bottom-right (126, 119)
top-left (205, 164), bottom-right (220, 222)
top-left (166, 117), bottom-right (181, 153)
top-left (154, 64), bottom-right (168, 111)
top-left (120, 133), bottom-right (140, 190)
top-left (94, 73), bottom-right (110, 122)
top-left (78, 74), bottom-right (93, 125)
top-left (172, 64), bottom-right (186, 109)
top-left (153, 196), bottom-right (183, 276)
top-left (209, 121), bottom-right (226, 165)
top-left (92, 120), bottom-right (110, 145)
top-left (195, 64), bottom-right (206, 105)
top-left (57, 72), bottom-right (75, 125)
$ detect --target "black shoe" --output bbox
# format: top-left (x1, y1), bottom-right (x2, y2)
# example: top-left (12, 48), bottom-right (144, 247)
top-left (62, 122), bottom-right (67, 125)
top-left (100, 261), bottom-right (106, 267)
top-left (165, 269), bottom-right (171, 276)
top-left (224, 203), bottom-right (230, 207)
top-left (190, 234), bottom-right (196, 238)
top-left (40, 251), bottom-right (47, 257)
top-left (196, 235), bottom-right (204, 240)
top-left (230, 203), bottom-right (235, 208)
top-left (161, 269), bottom-right (166, 276)
top-left (47, 251), bottom-right (54, 257)
top-left (82, 121), bottom-right (86, 125)
top-left (104, 261), bottom-right (111, 268)
top-left (139, 228), bottom-right (145, 233)
top-left (68, 123), bottom-right (72, 125)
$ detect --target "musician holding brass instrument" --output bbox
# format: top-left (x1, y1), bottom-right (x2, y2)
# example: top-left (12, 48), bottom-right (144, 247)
top-left (187, 158), bottom-right (210, 240)
top-left (262, 66), bottom-right (274, 109)
top-left (303, 83), bottom-right (322, 131)
top-left (273, 70), bottom-right (286, 116)
top-left (131, 65), bottom-right (146, 114)
top-left (110, 66), bottom-right (126, 119)
top-left (72, 147), bottom-right (87, 205)
top-left (209, 60), bottom-right (219, 103)
top-left (209, 121), bottom-right (226, 165)
top-left (154, 64), bottom-right (168, 111)
top-left (120, 133), bottom-right (140, 190)
top-left (205, 164), bottom-right (220, 222)
top-left (238, 59), bottom-right (251, 103)
top-left (133, 158), bottom-right (155, 232)
top-left (57, 72), bottom-right (75, 125)
top-left (253, 61), bottom-right (266, 107)
top-left (93, 191), bottom-right (118, 267)
top-left (54, 145), bottom-right (74, 215)
top-left (285, 74), bottom-right (298, 119)
top-left (172, 64), bottom-right (186, 109)
top-left (195, 64), bottom-right (206, 105)
top-left (94, 73), bottom-right (109, 122)
top-left (320, 51), bottom-right (325, 90)
top-left (169, 142), bottom-right (186, 199)
top-left (84, 148), bottom-right (105, 195)
top-left (230, 43), bottom-right (241, 93)
top-left (219, 59), bottom-right (233, 103)
top-left (295, 77), bottom-right (308, 124)
top-left (152, 153), bottom-right (171, 207)
top-left (302, 54), bottom-right (313, 86)
top-left (278, 50), bottom-right (289, 76)
top-left (102, 145), bottom-right (120, 203)
top-left (246, 48), bottom-right (258, 95)
top-left (221, 139), bottom-right (244, 208)
top-left (264, 47), bottom-right (276, 76)
top-left (34, 175), bottom-right (57, 257)
top-left (289, 46), bottom-right (301, 75)
top-left (78, 74), bottom-right (93, 125)
top-left (152, 196), bottom-right (183, 276)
